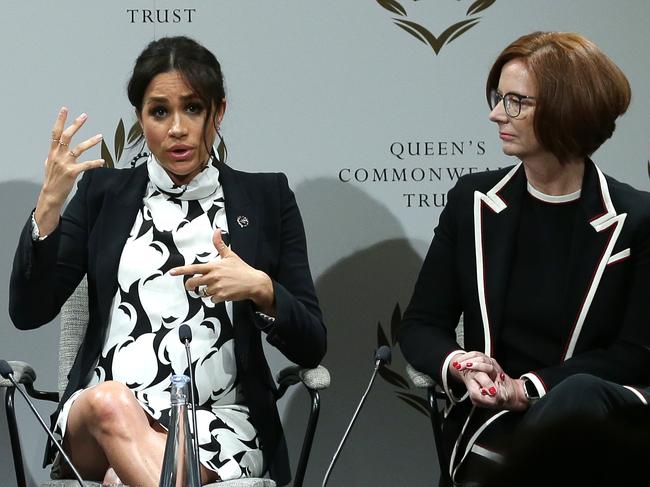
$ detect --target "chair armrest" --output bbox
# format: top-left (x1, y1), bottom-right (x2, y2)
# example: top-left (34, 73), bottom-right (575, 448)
top-left (406, 363), bottom-right (436, 389)
top-left (0, 360), bottom-right (58, 402)
top-left (275, 365), bottom-right (330, 399)
top-left (275, 365), bottom-right (329, 486)
top-left (0, 361), bottom-right (36, 388)
top-left (405, 366), bottom-right (453, 486)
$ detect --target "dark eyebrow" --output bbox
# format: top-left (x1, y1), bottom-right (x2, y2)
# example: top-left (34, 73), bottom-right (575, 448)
top-left (144, 93), bottom-right (200, 104)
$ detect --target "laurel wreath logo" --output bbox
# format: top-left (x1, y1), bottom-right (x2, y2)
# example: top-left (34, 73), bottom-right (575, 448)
top-left (376, 303), bottom-right (430, 416)
top-left (376, 0), bottom-right (497, 55)
top-left (100, 119), bottom-right (142, 168)
top-left (101, 119), bottom-right (227, 167)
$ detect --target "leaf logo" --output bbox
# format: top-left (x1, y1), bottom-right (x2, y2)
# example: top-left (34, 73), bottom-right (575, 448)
top-left (376, 303), bottom-right (431, 417)
top-left (100, 119), bottom-right (144, 168)
top-left (100, 118), bottom-right (228, 168)
top-left (377, 0), bottom-right (496, 55)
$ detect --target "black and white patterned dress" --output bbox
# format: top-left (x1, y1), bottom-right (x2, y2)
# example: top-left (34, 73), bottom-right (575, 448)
top-left (56, 155), bottom-right (263, 480)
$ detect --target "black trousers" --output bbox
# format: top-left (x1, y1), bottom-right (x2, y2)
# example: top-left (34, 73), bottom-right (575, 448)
top-left (477, 374), bottom-right (650, 487)
top-left (523, 373), bottom-right (648, 426)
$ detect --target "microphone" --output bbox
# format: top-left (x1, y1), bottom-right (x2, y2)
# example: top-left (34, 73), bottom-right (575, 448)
top-left (178, 325), bottom-right (201, 482)
top-left (0, 359), bottom-right (16, 380)
top-left (0, 359), bottom-right (85, 487)
top-left (374, 345), bottom-right (392, 366)
top-left (321, 346), bottom-right (392, 487)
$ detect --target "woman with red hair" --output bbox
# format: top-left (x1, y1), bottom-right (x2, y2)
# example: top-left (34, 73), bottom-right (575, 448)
top-left (400, 31), bottom-right (650, 484)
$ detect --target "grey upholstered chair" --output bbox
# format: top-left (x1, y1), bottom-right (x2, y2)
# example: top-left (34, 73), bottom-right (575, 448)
top-left (3, 277), bottom-right (330, 487)
top-left (405, 317), bottom-right (464, 487)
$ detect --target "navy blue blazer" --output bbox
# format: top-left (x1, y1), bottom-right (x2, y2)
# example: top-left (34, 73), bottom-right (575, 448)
top-left (9, 160), bottom-right (327, 485)
top-left (399, 160), bottom-right (650, 475)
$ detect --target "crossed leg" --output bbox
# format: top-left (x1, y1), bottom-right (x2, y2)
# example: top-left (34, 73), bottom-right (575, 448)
top-left (62, 381), bottom-right (219, 487)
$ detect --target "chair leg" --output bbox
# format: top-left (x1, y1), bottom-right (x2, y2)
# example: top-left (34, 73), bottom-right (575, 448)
top-left (428, 388), bottom-right (452, 487)
top-left (5, 387), bottom-right (27, 487)
top-left (292, 389), bottom-right (320, 487)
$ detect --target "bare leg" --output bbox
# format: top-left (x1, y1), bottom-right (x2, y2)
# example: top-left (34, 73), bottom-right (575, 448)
top-left (148, 417), bottom-right (220, 485)
top-left (102, 467), bottom-right (122, 485)
top-left (63, 381), bottom-right (220, 486)
top-left (63, 381), bottom-right (166, 486)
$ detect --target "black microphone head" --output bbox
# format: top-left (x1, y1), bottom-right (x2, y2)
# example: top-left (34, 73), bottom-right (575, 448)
top-left (374, 346), bottom-right (391, 366)
top-left (0, 359), bottom-right (14, 379)
top-left (179, 324), bottom-right (192, 343)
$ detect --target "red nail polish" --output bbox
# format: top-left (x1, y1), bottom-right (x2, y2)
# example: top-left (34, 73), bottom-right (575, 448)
top-left (466, 362), bottom-right (473, 367)
top-left (481, 389), bottom-right (487, 395)
top-left (453, 363), bottom-right (461, 370)
top-left (452, 361), bottom-right (459, 367)
top-left (489, 387), bottom-right (496, 395)
top-left (500, 373), bottom-right (506, 381)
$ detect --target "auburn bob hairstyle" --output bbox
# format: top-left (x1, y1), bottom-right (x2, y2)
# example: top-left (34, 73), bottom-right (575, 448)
top-left (486, 32), bottom-right (631, 163)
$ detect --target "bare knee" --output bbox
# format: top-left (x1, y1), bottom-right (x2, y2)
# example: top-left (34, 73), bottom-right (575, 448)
top-left (80, 381), bottom-right (140, 436)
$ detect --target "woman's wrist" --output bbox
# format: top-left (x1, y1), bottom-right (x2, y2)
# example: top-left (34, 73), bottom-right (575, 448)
top-left (252, 271), bottom-right (275, 315)
top-left (513, 379), bottom-right (531, 411)
top-left (34, 193), bottom-right (63, 237)
top-left (37, 184), bottom-right (67, 211)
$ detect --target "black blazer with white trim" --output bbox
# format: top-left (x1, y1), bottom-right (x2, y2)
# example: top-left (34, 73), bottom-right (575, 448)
top-left (399, 159), bottom-right (650, 472)
top-left (9, 160), bottom-right (326, 485)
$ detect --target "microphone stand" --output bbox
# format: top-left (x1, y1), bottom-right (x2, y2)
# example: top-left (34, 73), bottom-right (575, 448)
top-left (1, 367), bottom-right (85, 487)
top-left (179, 329), bottom-right (202, 482)
top-left (321, 347), bottom-right (391, 487)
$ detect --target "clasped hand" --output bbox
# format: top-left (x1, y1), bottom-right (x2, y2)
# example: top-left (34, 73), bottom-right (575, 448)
top-left (449, 352), bottom-right (528, 411)
top-left (170, 230), bottom-right (275, 315)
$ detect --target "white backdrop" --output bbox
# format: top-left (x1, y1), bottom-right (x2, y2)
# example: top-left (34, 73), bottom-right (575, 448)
top-left (1, 1), bottom-right (648, 485)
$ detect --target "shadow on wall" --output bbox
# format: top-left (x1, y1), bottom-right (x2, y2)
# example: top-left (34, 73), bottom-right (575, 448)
top-left (0, 180), bottom-right (60, 487)
top-left (282, 177), bottom-right (439, 486)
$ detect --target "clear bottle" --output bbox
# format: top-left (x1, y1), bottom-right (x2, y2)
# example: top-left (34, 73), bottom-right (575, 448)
top-left (158, 374), bottom-right (201, 487)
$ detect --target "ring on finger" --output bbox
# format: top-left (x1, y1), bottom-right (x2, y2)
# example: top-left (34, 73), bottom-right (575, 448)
top-left (200, 286), bottom-right (210, 298)
top-left (69, 150), bottom-right (78, 158)
top-left (58, 140), bottom-right (69, 148)
top-left (52, 138), bottom-right (60, 143)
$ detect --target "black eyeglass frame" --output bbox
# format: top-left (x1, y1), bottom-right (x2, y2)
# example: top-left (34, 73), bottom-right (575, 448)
top-left (489, 89), bottom-right (536, 118)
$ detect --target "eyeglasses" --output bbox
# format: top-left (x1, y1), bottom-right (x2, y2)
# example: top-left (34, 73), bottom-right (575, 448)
top-left (489, 89), bottom-right (536, 118)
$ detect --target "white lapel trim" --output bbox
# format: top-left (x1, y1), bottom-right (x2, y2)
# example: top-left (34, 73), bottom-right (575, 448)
top-left (473, 163), bottom-right (521, 355)
top-left (451, 409), bottom-right (509, 482)
top-left (623, 386), bottom-right (648, 405)
top-left (590, 165), bottom-right (617, 227)
top-left (564, 165), bottom-right (627, 359)
top-left (448, 406), bottom-right (474, 478)
top-left (608, 248), bottom-right (631, 265)
top-left (470, 444), bottom-right (504, 463)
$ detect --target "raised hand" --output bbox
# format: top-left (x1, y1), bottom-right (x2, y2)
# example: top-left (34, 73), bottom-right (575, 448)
top-left (170, 229), bottom-right (275, 314)
top-left (35, 107), bottom-right (104, 235)
top-left (449, 352), bottom-right (528, 411)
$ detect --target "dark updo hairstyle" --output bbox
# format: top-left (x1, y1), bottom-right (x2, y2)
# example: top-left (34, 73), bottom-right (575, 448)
top-left (486, 32), bottom-right (631, 163)
top-left (127, 36), bottom-right (226, 153)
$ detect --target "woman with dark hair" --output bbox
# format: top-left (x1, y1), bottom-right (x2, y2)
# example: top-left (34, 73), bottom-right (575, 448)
top-left (399, 31), bottom-right (650, 484)
top-left (9, 36), bottom-right (326, 486)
